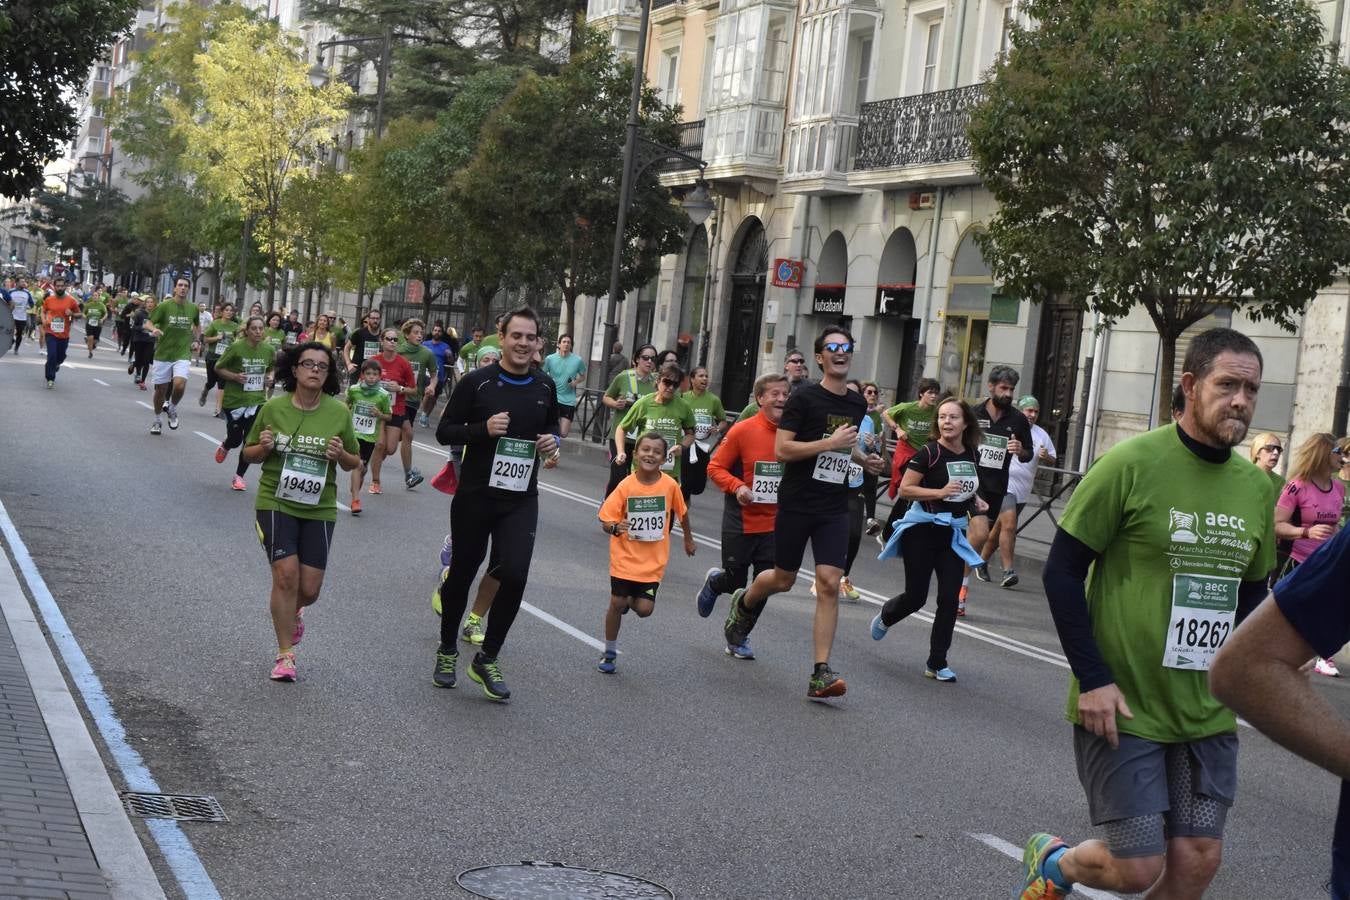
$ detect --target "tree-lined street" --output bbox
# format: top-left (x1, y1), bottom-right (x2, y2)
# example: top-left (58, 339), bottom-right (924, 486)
top-left (0, 332), bottom-right (1342, 898)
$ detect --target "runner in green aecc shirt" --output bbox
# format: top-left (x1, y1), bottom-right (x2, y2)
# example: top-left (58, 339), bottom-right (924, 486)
top-left (243, 341), bottom-right (360, 685)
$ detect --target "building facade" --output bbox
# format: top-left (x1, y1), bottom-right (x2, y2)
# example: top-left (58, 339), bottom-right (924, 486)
top-left (582, 0), bottom-right (1348, 468)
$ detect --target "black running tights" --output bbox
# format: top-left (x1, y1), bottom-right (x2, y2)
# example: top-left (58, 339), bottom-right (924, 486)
top-left (879, 522), bottom-right (965, 671)
top-left (438, 492), bottom-right (538, 658)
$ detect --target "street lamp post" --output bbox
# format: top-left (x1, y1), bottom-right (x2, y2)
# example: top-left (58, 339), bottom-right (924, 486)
top-left (318, 29), bottom-right (392, 308)
top-left (602, 0), bottom-right (713, 382)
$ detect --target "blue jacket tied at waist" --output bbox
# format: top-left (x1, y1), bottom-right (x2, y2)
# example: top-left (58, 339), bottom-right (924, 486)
top-left (878, 503), bottom-right (985, 567)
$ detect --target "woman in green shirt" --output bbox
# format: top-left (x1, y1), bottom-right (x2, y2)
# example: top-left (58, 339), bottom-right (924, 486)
top-left (200, 302), bottom-right (240, 414)
top-left (243, 341), bottom-right (360, 683)
top-left (213, 316), bottom-right (276, 491)
top-left (680, 366), bottom-right (727, 500)
top-left (263, 311), bottom-right (286, 353)
top-left (602, 343), bottom-right (658, 497)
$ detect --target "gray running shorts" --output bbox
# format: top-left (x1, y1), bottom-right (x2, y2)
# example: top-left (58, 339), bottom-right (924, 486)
top-left (1073, 725), bottom-right (1237, 858)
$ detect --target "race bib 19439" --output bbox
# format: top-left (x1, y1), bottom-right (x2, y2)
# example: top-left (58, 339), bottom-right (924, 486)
top-left (276, 452), bottom-right (327, 506)
top-left (752, 461), bottom-right (783, 504)
top-left (1163, 574), bottom-right (1238, 671)
top-left (489, 437), bottom-right (536, 491)
top-left (627, 495), bottom-right (667, 541)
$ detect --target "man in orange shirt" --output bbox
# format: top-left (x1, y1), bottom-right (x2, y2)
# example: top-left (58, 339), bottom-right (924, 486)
top-left (41, 276), bottom-right (82, 388)
top-left (697, 372), bottom-right (790, 658)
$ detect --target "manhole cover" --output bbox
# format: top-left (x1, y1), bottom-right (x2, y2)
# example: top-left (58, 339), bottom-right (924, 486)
top-left (457, 861), bottom-right (674, 899)
top-left (120, 792), bottom-right (227, 822)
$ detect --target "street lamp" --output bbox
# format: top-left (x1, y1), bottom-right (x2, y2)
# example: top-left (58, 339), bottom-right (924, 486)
top-left (603, 0), bottom-right (711, 378)
top-left (317, 30), bottom-right (392, 307)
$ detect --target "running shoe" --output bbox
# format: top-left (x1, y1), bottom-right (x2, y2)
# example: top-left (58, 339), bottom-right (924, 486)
top-left (167, 409), bottom-right (179, 430)
top-left (724, 589), bottom-right (750, 648)
top-left (973, 564), bottom-right (991, 583)
top-left (198, 391), bottom-right (207, 407)
top-left (128, 363), bottom-right (134, 374)
top-left (469, 653), bottom-right (510, 701)
top-left (270, 650), bottom-right (297, 682)
top-left (214, 445), bottom-right (227, 464)
top-left (432, 648), bottom-right (458, 688)
top-left (957, 585), bottom-right (968, 617)
top-left (417, 412), bottom-right (430, 428)
top-left (1001, 570), bottom-right (1019, 589)
top-left (696, 567), bottom-right (723, 618)
top-left (864, 517), bottom-right (881, 536)
top-left (46, 380), bottom-right (54, 389)
top-left (1018, 833), bottom-right (1071, 900)
top-left (405, 469), bottom-right (424, 490)
top-left (291, 611), bottom-right (305, 646)
top-left (597, 652), bottom-right (617, 674)
top-left (440, 535), bottom-right (453, 567)
top-left (150, 420), bottom-right (162, 436)
top-left (1315, 657), bottom-right (1341, 677)
top-left (840, 577), bottom-right (861, 601)
top-left (368, 482), bottom-right (382, 495)
top-left (870, 612), bottom-right (889, 641)
top-left (461, 612), bottom-right (486, 645)
top-left (138, 382), bottom-right (147, 391)
top-left (724, 640), bottom-right (754, 660)
top-left (807, 666), bottom-right (847, 699)
top-left (231, 475), bottom-right (247, 491)
top-left (925, 666), bottom-right (957, 682)
top-left (161, 401), bottom-right (170, 413)
top-left (350, 498), bottom-right (361, 516)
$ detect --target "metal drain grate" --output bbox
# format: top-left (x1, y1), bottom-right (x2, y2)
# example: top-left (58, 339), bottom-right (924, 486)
top-left (120, 792), bottom-right (227, 823)
top-left (457, 861), bottom-right (674, 899)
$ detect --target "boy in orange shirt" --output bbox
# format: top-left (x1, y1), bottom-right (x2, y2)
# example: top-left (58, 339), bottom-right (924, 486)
top-left (598, 432), bottom-right (696, 673)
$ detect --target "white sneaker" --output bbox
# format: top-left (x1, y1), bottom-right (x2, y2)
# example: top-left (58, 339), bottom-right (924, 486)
top-left (1315, 657), bottom-right (1341, 677)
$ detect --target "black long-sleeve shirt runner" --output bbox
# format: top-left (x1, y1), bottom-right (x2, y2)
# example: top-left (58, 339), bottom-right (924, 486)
top-left (436, 363), bottom-right (559, 497)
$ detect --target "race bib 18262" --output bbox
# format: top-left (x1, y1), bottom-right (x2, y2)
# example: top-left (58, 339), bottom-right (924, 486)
top-left (1163, 574), bottom-right (1238, 671)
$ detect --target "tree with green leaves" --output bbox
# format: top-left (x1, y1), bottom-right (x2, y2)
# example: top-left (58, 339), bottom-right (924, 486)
top-left (454, 34), bottom-right (688, 336)
top-left (969, 0), bottom-right (1350, 416)
top-left (166, 18), bottom-right (350, 305)
top-left (0, 0), bottom-right (137, 198)
top-left (23, 179), bottom-right (148, 284)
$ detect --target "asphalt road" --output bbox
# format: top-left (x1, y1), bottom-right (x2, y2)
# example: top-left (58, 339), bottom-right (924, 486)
top-left (0, 334), bottom-right (1343, 899)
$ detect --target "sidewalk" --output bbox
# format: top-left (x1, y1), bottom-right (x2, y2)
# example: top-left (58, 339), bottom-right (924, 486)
top-left (0, 527), bottom-right (165, 898)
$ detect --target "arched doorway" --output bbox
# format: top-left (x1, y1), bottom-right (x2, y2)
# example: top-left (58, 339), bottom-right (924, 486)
top-left (940, 229), bottom-right (992, 399)
top-left (812, 231), bottom-right (849, 324)
top-left (876, 227), bottom-right (919, 398)
top-left (675, 225), bottom-right (708, 370)
top-left (721, 218), bottom-right (768, 411)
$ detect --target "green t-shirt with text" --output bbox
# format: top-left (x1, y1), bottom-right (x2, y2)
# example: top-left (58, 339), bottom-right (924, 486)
top-left (618, 394), bottom-right (696, 479)
top-left (345, 384), bottom-right (393, 444)
top-left (1059, 424), bottom-right (1276, 743)
top-left (83, 300), bottom-right (107, 328)
top-left (397, 340), bottom-right (436, 386)
top-left (216, 339), bottom-right (275, 410)
top-left (681, 390), bottom-right (726, 443)
top-left (150, 299), bottom-right (199, 362)
top-left (264, 328), bottom-right (286, 352)
top-left (886, 400), bottom-right (935, 452)
top-left (247, 394), bottom-right (358, 522)
top-left (205, 318), bottom-right (240, 359)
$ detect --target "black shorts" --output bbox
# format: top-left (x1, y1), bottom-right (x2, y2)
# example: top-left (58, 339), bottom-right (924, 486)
top-left (387, 412), bottom-right (408, 429)
top-left (255, 510), bottom-right (335, 570)
top-left (358, 439), bottom-right (376, 463)
top-left (86, 325), bottom-right (102, 341)
top-left (610, 577), bottom-right (660, 600)
top-left (557, 403), bottom-right (577, 421)
top-left (773, 510), bottom-right (849, 572)
top-left (976, 487), bottom-right (1003, 523)
top-left (721, 530), bottom-right (776, 575)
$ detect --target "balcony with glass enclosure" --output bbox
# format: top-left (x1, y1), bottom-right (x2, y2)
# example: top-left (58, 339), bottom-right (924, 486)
top-left (780, 0), bottom-right (877, 195)
top-left (586, 0), bottom-right (644, 57)
top-left (700, 0), bottom-right (795, 184)
top-left (848, 82), bottom-right (987, 190)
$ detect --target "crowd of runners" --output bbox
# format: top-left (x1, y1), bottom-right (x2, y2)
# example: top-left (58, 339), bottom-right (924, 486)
top-left (7, 274), bottom-right (1350, 898)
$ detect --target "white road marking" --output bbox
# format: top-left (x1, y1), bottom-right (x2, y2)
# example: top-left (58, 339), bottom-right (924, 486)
top-left (520, 602), bottom-right (605, 651)
top-left (136, 400), bottom-right (154, 410)
top-left (93, 378), bottom-right (109, 386)
top-left (968, 833), bottom-right (1120, 899)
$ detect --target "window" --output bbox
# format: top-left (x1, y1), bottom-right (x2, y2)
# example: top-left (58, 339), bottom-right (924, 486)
top-left (759, 13), bottom-right (790, 104)
top-left (998, 3), bottom-right (1014, 58)
top-left (921, 20), bottom-right (941, 93)
top-left (939, 315), bottom-right (988, 401)
top-left (842, 24), bottom-right (874, 114)
top-left (661, 48), bottom-right (680, 106)
top-left (701, 34), bottom-right (716, 116)
top-left (94, 66), bottom-right (110, 83)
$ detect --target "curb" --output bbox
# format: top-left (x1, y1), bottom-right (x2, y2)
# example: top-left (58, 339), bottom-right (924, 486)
top-left (0, 531), bottom-right (166, 899)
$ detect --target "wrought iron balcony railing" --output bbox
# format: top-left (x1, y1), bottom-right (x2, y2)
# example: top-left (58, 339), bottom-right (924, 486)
top-left (853, 83), bottom-right (986, 171)
top-left (660, 119), bottom-right (704, 171)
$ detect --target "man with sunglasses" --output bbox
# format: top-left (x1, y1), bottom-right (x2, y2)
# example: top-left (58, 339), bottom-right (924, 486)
top-left (722, 327), bottom-right (885, 700)
top-left (737, 349), bottom-right (814, 421)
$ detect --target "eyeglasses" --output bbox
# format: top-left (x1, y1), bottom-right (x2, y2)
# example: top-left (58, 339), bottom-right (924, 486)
top-left (1260, 445), bottom-right (1282, 454)
top-left (786, 357), bottom-right (805, 365)
top-left (660, 378), bottom-right (680, 387)
top-left (297, 360), bottom-right (330, 372)
top-left (822, 342), bottom-right (855, 354)
top-left (638, 354), bottom-right (656, 362)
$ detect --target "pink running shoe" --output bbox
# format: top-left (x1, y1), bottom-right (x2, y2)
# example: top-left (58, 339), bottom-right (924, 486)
top-left (291, 612), bottom-right (305, 647)
top-left (270, 650), bottom-right (296, 682)
top-left (231, 475), bottom-right (247, 491)
top-left (214, 445), bottom-right (227, 464)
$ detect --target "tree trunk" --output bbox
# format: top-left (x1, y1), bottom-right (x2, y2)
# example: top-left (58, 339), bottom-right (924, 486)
top-left (1157, 327), bottom-right (1179, 429)
top-left (563, 284), bottom-right (576, 338)
top-left (236, 217), bottom-right (251, 306)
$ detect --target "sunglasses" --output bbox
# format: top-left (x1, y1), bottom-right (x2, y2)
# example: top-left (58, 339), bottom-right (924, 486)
top-left (822, 342), bottom-right (855, 354)
top-left (786, 357), bottom-right (805, 365)
top-left (639, 354), bottom-right (656, 362)
top-left (382, 335), bottom-right (398, 341)
top-left (1260, 445), bottom-right (1282, 454)
top-left (1334, 447), bottom-right (1346, 456)
top-left (660, 378), bottom-right (680, 387)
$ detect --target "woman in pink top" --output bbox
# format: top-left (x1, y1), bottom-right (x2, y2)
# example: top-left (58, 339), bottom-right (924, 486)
top-left (1275, 431), bottom-right (1346, 675)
